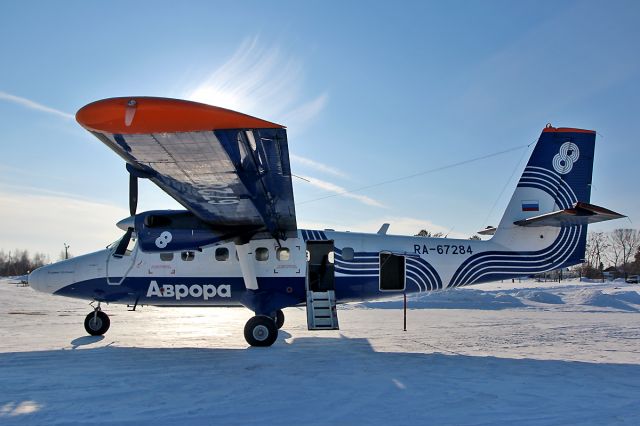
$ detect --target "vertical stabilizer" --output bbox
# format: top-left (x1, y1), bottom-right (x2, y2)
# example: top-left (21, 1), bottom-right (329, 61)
top-left (492, 125), bottom-right (596, 264)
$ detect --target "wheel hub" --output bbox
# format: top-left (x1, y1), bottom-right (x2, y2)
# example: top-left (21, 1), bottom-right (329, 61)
top-left (252, 325), bottom-right (269, 341)
top-left (89, 317), bottom-right (102, 330)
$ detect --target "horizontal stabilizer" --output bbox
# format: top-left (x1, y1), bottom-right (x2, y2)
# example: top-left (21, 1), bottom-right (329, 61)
top-left (514, 202), bottom-right (625, 228)
top-left (478, 226), bottom-right (497, 236)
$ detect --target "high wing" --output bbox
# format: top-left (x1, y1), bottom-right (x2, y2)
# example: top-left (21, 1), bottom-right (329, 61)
top-left (76, 97), bottom-right (297, 240)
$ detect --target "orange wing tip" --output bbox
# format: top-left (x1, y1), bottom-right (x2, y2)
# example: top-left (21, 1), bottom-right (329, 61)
top-left (542, 124), bottom-right (595, 134)
top-left (76, 97), bottom-right (284, 134)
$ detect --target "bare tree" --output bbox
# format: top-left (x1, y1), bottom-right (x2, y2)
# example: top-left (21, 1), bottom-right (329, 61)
top-left (609, 229), bottom-right (640, 278)
top-left (584, 232), bottom-right (608, 279)
top-left (0, 249), bottom-right (50, 276)
top-left (633, 247), bottom-right (640, 275)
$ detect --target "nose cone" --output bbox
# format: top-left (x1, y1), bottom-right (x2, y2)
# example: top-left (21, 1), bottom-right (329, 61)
top-left (28, 261), bottom-right (76, 294)
top-left (28, 267), bottom-right (49, 293)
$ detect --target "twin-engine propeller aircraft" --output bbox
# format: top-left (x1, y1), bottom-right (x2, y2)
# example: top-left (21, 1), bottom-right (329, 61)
top-left (29, 97), bottom-right (625, 346)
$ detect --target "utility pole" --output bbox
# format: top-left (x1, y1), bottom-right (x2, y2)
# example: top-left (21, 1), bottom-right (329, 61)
top-left (64, 243), bottom-right (70, 260)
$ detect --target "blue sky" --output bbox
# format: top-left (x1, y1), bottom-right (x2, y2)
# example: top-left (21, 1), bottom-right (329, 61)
top-left (1, 0), bottom-right (639, 259)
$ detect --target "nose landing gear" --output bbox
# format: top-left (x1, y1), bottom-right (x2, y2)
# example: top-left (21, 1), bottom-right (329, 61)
top-left (84, 303), bottom-right (111, 336)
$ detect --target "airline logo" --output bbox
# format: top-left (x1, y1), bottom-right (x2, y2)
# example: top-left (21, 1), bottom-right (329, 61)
top-left (155, 231), bottom-right (172, 248)
top-left (522, 200), bottom-right (539, 212)
top-left (146, 280), bottom-right (231, 300)
top-left (552, 142), bottom-right (580, 175)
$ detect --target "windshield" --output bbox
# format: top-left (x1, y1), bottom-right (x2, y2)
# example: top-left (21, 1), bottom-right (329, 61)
top-left (106, 232), bottom-right (138, 255)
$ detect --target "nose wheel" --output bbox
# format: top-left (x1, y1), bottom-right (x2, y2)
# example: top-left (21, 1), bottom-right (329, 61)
top-left (84, 305), bottom-right (110, 336)
top-left (244, 315), bottom-right (278, 347)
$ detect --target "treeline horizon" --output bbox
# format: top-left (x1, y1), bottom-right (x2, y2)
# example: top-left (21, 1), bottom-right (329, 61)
top-left (579, 228), bottom-right (640, 279)
top-left (0, 249), bottom-right (73, 277)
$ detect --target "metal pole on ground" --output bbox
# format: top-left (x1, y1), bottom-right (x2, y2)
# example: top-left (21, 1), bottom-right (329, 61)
top-left (403, 292), bottom-right (407, 331)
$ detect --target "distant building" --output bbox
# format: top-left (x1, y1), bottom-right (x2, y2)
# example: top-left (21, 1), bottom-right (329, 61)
top-left (603, 266), bottom-right (622, 280)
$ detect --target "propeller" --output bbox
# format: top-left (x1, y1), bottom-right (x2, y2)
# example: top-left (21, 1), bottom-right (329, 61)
top-left (129, 172), bottom-right (138, 216)
top-left (113, 227), bottom-right (133, 258)
top-left (114, 168), bottom-right (138, 257)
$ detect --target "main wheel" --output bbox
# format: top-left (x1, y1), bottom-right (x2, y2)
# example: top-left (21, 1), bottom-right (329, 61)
top-left (244, 315), bottom-right (278, 347)
top-left (84, 311), bottom-right (110, 336)
top-left (274, 309), bottom-right (285, 329)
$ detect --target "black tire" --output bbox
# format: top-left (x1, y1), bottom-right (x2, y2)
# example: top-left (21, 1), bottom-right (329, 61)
top-left (274, 309), bottom-right (285, 329)
top-left (244, 315), bottom-right (278, 347)
top-left (84, 311), bottom-right (110, 336)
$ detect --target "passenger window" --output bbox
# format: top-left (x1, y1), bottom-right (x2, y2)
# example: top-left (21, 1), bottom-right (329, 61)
top-left (255, 247), bottom-right (269, 261)
top-left (160, 252), bottom-right (174, 261)
top-left (277, 247), bottom-right (290, 261)
top-left (181, 251), bottom-right (195, 261)
top-left (215, 247), bottom-right (229, 261)
top-left (342, 247), bottom-right (354, 261)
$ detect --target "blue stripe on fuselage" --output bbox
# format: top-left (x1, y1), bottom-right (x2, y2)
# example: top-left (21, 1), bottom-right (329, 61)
top-left (53, 274), bottom-right (403, 307)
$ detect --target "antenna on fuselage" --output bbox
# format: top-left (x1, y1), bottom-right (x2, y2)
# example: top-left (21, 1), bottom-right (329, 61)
top-left (444, 226), bottom-right (455, 238)
top-left (377, 223), bottom-right (390, 235)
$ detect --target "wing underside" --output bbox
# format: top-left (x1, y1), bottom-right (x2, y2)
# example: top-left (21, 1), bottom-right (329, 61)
top-left (77, 97), bottom-right (297, 240)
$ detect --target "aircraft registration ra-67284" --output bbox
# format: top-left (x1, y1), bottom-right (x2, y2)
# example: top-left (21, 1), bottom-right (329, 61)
top-left (29, 97), bottom-right (625, 346)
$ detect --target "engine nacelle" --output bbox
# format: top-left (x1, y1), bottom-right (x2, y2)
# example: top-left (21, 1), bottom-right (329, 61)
top-left (133, 210), bottom-right (234, 252)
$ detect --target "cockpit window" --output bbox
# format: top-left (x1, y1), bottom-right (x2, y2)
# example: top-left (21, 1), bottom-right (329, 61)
top-left (109, 233), bottom-right (137, 256)
top-left (124, 236), bottom-right (137, 256)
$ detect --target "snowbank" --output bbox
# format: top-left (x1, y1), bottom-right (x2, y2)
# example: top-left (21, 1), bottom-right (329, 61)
top-left (568, 289), bottom-right (638, 311)
top-left (514, 290), bottom-right (564, 304)
top-left (355, 289), bottom-right (525, 310)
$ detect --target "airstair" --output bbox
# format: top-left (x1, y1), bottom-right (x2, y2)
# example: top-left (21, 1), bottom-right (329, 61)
top-left (306, 290), bottom-right (339, 330)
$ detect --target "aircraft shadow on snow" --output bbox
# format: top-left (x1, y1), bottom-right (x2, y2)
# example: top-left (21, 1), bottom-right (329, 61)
top-left (1, 335), bottom-right (639, 424)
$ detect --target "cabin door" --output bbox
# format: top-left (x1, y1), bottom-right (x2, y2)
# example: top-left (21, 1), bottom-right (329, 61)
top-left (379, 252), bottom-right (406, 291)
top-left (305, 241), bottom-right (335, 292)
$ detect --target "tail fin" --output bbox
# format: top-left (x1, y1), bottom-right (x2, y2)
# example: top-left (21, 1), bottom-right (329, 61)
top-left (492, 126), bottom-right (596, 264)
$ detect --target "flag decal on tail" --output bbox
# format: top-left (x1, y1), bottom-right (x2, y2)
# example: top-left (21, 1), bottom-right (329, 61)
top-left (522, 200), bottom-right (539, 212)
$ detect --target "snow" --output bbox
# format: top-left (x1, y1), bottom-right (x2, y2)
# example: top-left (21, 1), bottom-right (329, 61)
top-left (1, 278), bottom-right (639, 425)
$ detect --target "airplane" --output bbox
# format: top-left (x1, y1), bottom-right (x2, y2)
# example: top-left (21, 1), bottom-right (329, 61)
top-left (28, 97), bottom-right (625, 347)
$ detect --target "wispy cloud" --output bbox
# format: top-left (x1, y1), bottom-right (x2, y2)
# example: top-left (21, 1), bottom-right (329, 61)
top-left (290, 154), bottom-right (348, 179)
top-left (186, 36), bottom-right (327, 133)
top-left (0, 91), bottom-right (73, 120)
top-left (280, 93), bottom-right (329, 137)
top-left (299, 175), bottom-right (385, 208)
top-left (0, 188), bottom-right (128, 259)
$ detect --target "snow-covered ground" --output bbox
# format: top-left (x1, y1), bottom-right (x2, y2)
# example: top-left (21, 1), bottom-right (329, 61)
top-left (1, 277), bottom-right (639, 425)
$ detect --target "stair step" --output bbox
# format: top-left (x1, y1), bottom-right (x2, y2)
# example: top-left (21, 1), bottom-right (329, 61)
top-left (306, 290), bottom-right (339, 330)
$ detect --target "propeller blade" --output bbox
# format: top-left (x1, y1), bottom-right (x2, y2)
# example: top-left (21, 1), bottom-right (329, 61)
top-left (129, 173), bottom-right (138, 216)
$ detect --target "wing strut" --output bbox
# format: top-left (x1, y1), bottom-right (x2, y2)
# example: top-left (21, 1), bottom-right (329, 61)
top-left (235, 243), bottom-right (259, 290)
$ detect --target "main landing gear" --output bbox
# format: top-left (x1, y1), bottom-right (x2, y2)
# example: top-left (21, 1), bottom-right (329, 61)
top-left (243, 309), bottom-right (284, 347)
top-left (84, 303), bottom-right (110, 336)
